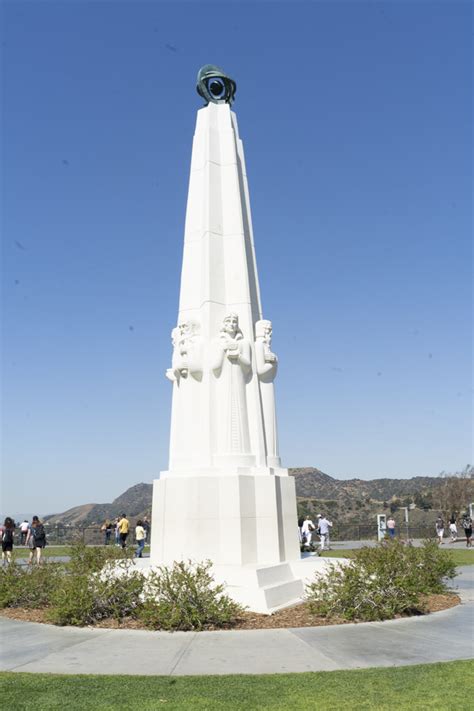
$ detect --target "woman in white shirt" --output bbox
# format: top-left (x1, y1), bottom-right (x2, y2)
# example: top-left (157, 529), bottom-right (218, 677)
top-left (135, 520), bottom-right (146, 558)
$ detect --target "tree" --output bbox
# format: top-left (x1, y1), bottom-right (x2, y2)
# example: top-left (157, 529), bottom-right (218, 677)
top-left (432, 466), bottom-right (474, 520)
top-left (414, 491), bottom-right (432, 509)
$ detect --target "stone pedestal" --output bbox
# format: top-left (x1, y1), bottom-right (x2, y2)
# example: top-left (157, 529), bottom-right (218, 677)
top-left (150, 471), bottom-right (303, 612)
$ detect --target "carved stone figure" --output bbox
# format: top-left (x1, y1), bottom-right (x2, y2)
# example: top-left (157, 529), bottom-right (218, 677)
top-left (166, 320), bottom-right (202, 382)
top-left (211, 313), bottom-right (252, 456)
top-left (255, 319), bottom-right (280, 466)
top-left (167, 320), bottom-right (203, 468)
top-left (165, 327), bottom-right (180, 382)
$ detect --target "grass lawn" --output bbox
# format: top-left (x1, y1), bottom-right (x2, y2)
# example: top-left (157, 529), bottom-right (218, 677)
top-left (321, 548), bottom-right (474, 566)
top-left (1, 661), bottom-right (473, 710)
top-left (11, 545), bottom-right (150, 559)
top-left (12, 546), bottom-right (73, 559)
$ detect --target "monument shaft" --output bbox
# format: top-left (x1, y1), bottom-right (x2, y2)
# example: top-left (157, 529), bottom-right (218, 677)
top-left (150, 93), bottom-right (304, 611)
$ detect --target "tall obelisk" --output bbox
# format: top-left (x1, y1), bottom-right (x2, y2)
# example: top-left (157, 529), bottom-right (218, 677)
top-left (150, 66), bottom-right (305, 612)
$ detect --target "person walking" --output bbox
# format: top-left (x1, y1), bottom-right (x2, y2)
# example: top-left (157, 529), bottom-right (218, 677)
top-left (134, 520), bottom-right (146, 558)
top-left (386, 516), bottom-right (396, 539)
top-left (20, 520), bottom-right (29, 545)
top-left (142, 516), bottom-right (151, 542)
top-left (318, 514), bottom-right (333, 552)
top-left (461, 513), bottom-right (472, 548)
top-left (101, 519), bottom-right (113, 545)
top-left (26, 516), bottom-right (47, 564)
top-left (435, 515), bottom-right (445, 545)
top-left (1, 517), bottom-right (15, 565)
top-left (449, 518), bottom-right (458, 543)
top-left (298, 516), bottom-right (305, 548)
top-left (301, 516), bottom-right (316, 550)
top-left (118, 513), bottom-right (129, 549)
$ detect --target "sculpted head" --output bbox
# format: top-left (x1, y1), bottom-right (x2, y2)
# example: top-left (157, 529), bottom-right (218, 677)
top-left (222, 313), bottom-right (241, 337)
top-left (171, 326), bottom-right (180, 346)
top-left (256, 319), bottom-right (272, 341)
top-left (178, 319), bottom-right (199, 338)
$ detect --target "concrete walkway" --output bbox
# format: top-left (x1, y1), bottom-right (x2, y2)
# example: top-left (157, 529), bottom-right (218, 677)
top-left (1, 567), bottom-right (472, 676)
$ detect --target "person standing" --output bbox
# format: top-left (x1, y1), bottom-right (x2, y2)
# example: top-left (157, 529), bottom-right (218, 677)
top-left (114, 517), bottom-right (120, 546)
top-left (301, 516), bottom-right (316, 550)
top-left (461, 513), bottom-right (472, 548)
top-left (318, 514), bottom-right (333, 552)
top-left (26, 516), bottom-right (47, 564)
top-left (101, 520), bottom-right (113, 545)
top-left (386, 516), bottom-right (396, 539)
top-left (20, 520), bottom-right (29, 545)
top-left (449, 518), bottom-right (458, 543)
top-left (142, 516), bottom-right (151, 542)
top-left (118, 513), bottom-right (129, 549)
top-left (1, 517), bottom-right (15, 565)
top-left (134, 520), bottom-right (146, 558)
top-left (435, 515), bottom-right (445, 545)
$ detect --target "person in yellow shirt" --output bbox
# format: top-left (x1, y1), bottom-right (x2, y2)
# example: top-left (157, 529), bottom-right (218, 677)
top-left (118, 513), bottom-right (129, 549)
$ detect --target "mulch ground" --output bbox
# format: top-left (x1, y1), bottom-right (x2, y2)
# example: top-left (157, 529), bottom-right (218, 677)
top-left (0, 593), bottom-right (460, 631)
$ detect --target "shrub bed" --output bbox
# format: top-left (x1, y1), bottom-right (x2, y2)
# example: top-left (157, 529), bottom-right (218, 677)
top-left (306, 540), bottom-right (457, 622)
top-left (138, 560), bottom-right (244, 631)
top-left (0, 540), bottom-right (460, 630)
top-left (0, 545), bottom-right (243, 630)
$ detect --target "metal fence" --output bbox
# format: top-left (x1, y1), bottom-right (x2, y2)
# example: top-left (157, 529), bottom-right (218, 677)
top-left (39, 522), bottom-right (441, 546)
top-left (328, 524), bottom-right (437, 541)
top-left (40, 524), bottom-right (130, 546)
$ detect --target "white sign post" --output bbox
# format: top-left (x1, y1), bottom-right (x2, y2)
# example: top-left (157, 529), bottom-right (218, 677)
top-left (377, 514), bottom-right (387, 542)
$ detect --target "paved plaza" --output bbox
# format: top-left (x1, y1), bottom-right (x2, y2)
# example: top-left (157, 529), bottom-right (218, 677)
top-left (1, 566), bottom-right (472, 676)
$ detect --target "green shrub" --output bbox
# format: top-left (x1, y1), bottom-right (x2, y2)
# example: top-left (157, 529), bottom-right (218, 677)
top-left (67, 541), bottom-right (133, 575)
top-left (410, 540), bottom-right (457, 593)
top-left (0, 561), bottom-right (66, 609)
top-left (47, 573), bottom-right (97, 625)
top-left (306, 540), bottom-right (457, 622)
top-left (138, 560), bottom-right (244, 631)
top-left (47, 560), bottom-right (145, 626)
top-left (99, 561), bottom-right (147, 622)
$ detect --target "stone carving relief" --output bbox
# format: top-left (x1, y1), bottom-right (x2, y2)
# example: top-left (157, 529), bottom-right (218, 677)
top-left (255, 319), bottom-right (279, 465)
top-left (167, 320), bottom-right (203, 468)
top-left (211, 313), bottom-right (252, 455)
top-left (166, 320), bottom-right (202, 382)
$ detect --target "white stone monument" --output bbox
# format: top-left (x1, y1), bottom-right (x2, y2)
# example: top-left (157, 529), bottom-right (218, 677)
top-left (150, 66), bottom-right (322, 612)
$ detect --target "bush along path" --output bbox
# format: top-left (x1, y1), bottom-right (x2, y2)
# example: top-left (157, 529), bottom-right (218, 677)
top-left (0, 540), bottom-right (463, 631)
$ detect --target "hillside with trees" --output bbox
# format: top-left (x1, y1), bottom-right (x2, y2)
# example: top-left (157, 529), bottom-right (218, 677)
top-left (43, 466), bottom-right (473, 530)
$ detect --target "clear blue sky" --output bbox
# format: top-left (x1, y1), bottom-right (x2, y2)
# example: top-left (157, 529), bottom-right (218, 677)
top-left (1, 1), bottom-right (472, 516)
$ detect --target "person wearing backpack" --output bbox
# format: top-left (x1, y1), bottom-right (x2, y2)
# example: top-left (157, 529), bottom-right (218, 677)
top-left (1, 517), bottom-right (15, 565)
top-left (462, 513), bottom-right (472, 548)
top-left (26, 516), bottom-right (47, 565)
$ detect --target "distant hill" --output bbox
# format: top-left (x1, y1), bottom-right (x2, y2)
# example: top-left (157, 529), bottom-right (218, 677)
top-left (43, 469), bottom-right (461, 527)
top-left (44, 483), bottom-right (152, 526)
top-left (290, 468), bottom-right (444, 501)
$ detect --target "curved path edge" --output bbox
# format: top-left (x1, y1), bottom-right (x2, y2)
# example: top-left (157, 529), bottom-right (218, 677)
top-left (1, 567), bottom-right (472, 676)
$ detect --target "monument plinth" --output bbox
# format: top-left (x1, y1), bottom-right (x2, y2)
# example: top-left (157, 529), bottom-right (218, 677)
top-left (150, 67), bottom-right (316, 612)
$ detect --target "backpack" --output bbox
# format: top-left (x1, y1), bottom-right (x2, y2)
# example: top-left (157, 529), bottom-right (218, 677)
top-left (32, 524), bottom-right (46, 541)
top-left (2, 528), bottom-right (13, 544)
